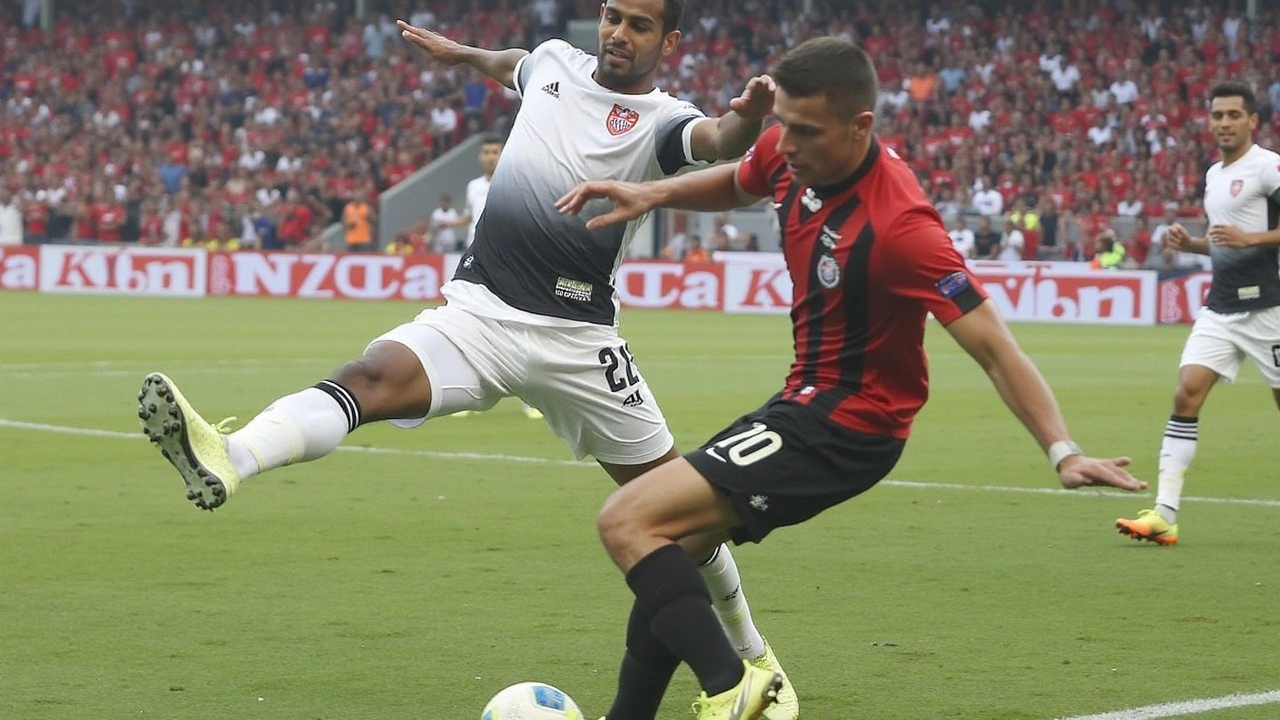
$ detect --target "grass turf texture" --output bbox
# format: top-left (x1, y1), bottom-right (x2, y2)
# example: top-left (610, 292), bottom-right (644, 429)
top-left (2, 293), bottom-right (1278, 719)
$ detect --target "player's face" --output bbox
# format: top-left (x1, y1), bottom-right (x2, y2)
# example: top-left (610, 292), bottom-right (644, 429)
top-left (772, 88), bottom-right (874, 188)
top-left (1209, 95), bottom-right (1257, 156)
top-left (478, 142), bottom-right (503, 175)
top-left (596, 0), bottom-right (678, 90)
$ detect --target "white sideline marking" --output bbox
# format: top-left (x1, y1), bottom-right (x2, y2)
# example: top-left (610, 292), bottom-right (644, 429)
top-left (0, 358), bottom-right (337, 379)
top-left (1057, 689), bottom-right (1280, 719)
top-left (4, 418), bottom-right (1280, 508)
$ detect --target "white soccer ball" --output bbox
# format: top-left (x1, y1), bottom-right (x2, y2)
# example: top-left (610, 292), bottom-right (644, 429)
top-left (481, 681), bottom-right (584, 720)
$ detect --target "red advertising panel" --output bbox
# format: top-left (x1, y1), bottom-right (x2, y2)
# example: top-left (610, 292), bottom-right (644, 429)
top-left (0, 245), bottom-right (39, 291)
top-left (207, 252), bottom-right (448, 302)
top-left (1157, 272), bottom-right (1213, 324)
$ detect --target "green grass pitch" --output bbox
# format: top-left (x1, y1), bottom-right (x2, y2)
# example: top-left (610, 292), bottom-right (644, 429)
top-left (2, 292), bottom-right (1278, 719)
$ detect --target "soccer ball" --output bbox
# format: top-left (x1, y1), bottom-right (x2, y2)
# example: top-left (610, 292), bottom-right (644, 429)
top-left (481, 681), bottom-right (584, 720)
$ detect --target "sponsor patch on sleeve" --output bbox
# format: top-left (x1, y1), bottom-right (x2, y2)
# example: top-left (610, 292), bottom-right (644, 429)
top-left (935, 271), bottom-right (971, 299)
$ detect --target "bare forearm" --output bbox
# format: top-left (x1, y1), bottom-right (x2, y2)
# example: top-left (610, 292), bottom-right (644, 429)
top-left (1246, 228), bottom-right (1280, 247)
top-left (457, 46), bottom-right (528, 90)
top-left (650, 164), bottom-right (755, 213)
top-left (1181, 236), bottom-right (1212, 254)
top-left (985, 347), bottom-right (1072, 453)
top-left (703, 112), bottom-right (765, 161)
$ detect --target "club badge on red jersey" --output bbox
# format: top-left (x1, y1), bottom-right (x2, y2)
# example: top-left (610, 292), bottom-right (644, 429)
top-left (607, 103), bottom-right (640, 136)
top-left (817, 254), bottom-right (841, 289)
top-left (801, 187), bottom-right (822, 212)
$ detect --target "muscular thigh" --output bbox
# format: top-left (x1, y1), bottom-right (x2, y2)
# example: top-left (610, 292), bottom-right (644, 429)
top-left (1232, 306), bottom-right (1280, 387)
top-left (519, 325), bottom-right (674, 465)
top-left (1181, 309), bottom-right (1246, 383)
top-left (365, 304), bottom-right (525, 427)
top-left (686, 394), bottom-right (905, 545)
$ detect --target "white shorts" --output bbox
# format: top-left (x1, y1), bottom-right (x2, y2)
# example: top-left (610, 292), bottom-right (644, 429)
top-left (1180, 306), bottom-right (1280, 387)
top-left (368, 303), bottom-right (674, 464)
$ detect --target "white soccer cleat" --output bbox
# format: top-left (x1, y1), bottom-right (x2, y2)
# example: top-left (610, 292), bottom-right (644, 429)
top-left (138, 372), bottom-right (241, 511)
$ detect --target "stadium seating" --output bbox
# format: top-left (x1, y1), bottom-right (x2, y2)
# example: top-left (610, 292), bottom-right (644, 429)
top-left (3, 0), bottom-right (1277, 255)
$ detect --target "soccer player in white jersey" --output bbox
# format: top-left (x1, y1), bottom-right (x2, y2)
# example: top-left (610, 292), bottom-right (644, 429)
top-left (135, 1), bottom-right (798, 718)
top-left (453, 133), bottom-right (546, 420)
top-left (1117, 82), bottom-right (1280, 546)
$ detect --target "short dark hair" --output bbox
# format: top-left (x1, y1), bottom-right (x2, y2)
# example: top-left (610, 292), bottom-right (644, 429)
top-left (479, 133), bottom-right (505, 146)
top-left (661, 0), bottom-right (686, 33)
top-left (771, 37), bottom-right (878, 120)
top-left (1210, 81), bottom-right (1256, 114)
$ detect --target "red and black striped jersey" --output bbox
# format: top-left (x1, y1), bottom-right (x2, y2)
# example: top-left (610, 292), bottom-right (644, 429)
top-left (737, 124), bottom-right (987, 439)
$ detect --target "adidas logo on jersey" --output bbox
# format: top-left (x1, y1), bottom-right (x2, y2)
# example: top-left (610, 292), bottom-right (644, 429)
top-left (621, 390), bottom-right (644, 408)
top-left (541, 81), bottom-right (560, 98)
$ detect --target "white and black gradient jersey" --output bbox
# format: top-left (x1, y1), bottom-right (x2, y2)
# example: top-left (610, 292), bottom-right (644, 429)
top-left (449, 39), bottom-right (707, 326)
top-left (1203, 143), bottom-right (1280, 313)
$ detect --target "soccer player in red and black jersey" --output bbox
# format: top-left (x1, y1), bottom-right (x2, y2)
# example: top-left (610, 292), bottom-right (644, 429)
top-left (558, 37), bottom-right (1148, 720)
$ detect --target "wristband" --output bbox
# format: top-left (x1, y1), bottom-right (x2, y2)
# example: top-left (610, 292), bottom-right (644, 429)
top-left (1048, 441), bottom-right (1084, 472)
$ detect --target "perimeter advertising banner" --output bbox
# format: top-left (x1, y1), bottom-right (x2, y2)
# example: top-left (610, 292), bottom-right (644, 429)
top-left (13, 245), bottom-right (1207, 326)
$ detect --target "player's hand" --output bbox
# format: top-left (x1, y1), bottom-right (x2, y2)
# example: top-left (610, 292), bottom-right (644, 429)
top-left (397, 20), bottom-right (467, 64)
top-left (1208, 223), bottom-right (1250, 248)
top-left (1163, 222), bottom-right (1191, 251)
top-left (1057, 455), bottom-right (1146, 491)
top-left (729, 75), bottom-right (776, 120)
top-left (556, 180), bottom-right (658, 230)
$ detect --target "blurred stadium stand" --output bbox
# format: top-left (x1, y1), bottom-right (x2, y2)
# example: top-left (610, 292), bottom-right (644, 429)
top-left (1, 0), bottom-right (1275, 267)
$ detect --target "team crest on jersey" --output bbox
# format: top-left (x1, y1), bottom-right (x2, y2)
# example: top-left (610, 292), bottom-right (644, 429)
top-left (817, 254), bottom-right (841, 289)
top-left (801, 187), bottom-right (823, 212)
top-left (607, 103), bottom-right (640, 136)
top-left (1230, 179), bottom-right (1244, 197)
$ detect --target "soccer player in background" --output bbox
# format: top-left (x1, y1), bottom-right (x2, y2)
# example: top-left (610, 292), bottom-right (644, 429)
top-left (1116, 82), bottom-right (1280, 546)
top-left (557, 37), bottom-right (1147, 719)
top-left (136, 1), bottom-right (798, 717)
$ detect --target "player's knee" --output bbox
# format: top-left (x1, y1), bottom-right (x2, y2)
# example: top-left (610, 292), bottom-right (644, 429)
top-left (597, 492), bottom-right (640, 552)
top-left (331, 356), bottom-right (387, 394)
top-left (1172, 383), bottom-right (1207, 414)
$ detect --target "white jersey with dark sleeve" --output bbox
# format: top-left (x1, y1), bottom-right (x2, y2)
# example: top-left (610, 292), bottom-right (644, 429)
top-left (448, 39), bottom-right (706, 326)
top-left (1203, 143), bottom-right (1280, 313)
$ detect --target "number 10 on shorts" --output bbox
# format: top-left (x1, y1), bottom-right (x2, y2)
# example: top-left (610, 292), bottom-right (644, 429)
top-left (705, 423), bottom-right (783, 466)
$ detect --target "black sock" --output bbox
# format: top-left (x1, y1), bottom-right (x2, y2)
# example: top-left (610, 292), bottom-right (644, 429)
top-left (626, 544), bottom-right (743, 697)
top-left (604, 602), bottom-right (679, 720)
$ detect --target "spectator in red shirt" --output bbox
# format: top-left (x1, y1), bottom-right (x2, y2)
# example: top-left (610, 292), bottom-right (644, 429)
top-left (276, 189), bottom-right (313, 248)
top-left (96, 197), bottom-right (127, 243)
top-left (1127, 216), bottom-right (1153, 268)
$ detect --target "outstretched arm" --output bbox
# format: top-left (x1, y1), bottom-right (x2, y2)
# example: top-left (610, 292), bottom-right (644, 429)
top-left (1163, 222), bottom-right (1211, 255)
top-left (688, 75), bottom-right (777, 162)
top-left (398, 20), bottom-right (527, 90)
top-left (944, 301), bottom-right (1146, 492)
top-left (556, 163), bottom-right (761, 230)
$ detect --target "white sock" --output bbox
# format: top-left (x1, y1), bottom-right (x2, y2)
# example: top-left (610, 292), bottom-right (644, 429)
top-left (699, 544), bottom-right (766, 659)
top-left (226, 383), bottom-right (358, 479)
top-left (1155, 415), bottom-right (1197, 524)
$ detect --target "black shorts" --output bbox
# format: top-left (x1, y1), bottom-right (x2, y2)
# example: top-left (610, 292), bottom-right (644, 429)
top-left (686, 394), bottom-right (905, 544)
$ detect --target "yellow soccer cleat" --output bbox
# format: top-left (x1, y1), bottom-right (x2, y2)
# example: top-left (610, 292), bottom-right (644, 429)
top-left (1116, 508), bottom-right (1178, 545)
top-left (138, 372), bottom-right (241, 511)
top-left (752, 642), bottom-right (798, 720)
top-left (522, 403), bottom-right (544, 420)
top-left (691, 660), bottom-right (782, 720)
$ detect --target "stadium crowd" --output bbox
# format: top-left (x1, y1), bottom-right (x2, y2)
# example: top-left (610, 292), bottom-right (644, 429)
top-left (0, 0), bottom-right (1277, 265)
